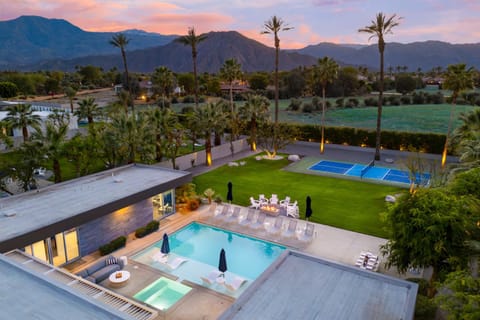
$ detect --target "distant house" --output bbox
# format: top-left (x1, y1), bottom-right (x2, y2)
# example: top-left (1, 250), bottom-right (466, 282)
top-left (220, 80), bottom-right (250, 95)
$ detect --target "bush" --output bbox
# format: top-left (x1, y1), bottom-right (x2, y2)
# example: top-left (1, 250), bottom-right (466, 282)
top-left (312, 96), bottom-right (321, 110)
top-left (346, 98), bottom-right (359, 108)
top-left (99, 236), bottom-right (127, 256)
top-left (156, 97), bottom-right (171, 108)
top-left (188, 198), bottom-right (200, 211)
top-left (135, 220), bottom-right (160, 238)
top-left (412, 92), bottom-right (425, 104)
top-left (414, 295), bottom-right (437, 320)
top-left (287, 98), bottom-right (302, 111)
top-left (335, 98), bottom-right (344, 108)
top-left (387, 96), bottom-right (400, 106)
top-left (400, 96), bottom-right (411, 105)
top-left (182, 95), bottom-right (195, 103)
top-left (302, 102), bottom-right (314, 113)
top-left (364, 97), bottom-right (378, 107)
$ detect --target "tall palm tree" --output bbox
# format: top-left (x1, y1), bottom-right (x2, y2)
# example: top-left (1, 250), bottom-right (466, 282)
top-left (261, 16), bottom-right (293, 124)
top-left (146, 107), bottom-right (177, 162)
top-left (110, 33), bottom-right (134, 112)
top-left (176, 27), bottom-right (207, 110)
top-left (313, 57), bottom-right (339, 153)
top-left (75, 97), bottom-right (101, 125)
top-left (194, 103), bottom-right (222, 166)
top-left (239, 94), bottom-right (271, 151)
top-left (152, 66), bottom-right (175, 108)
top-left (441, 63), bottom-right (475, 167)
top-left (220, 58), bottom-right (242, 113)
top-left (359, 12), bottom-right (401, 161)
top-left (65, 87), bottom-right (77, 113)
top-left (3, 104), bottom-right (41, 142)
top-left (32, 114), bottom-right (69, 183)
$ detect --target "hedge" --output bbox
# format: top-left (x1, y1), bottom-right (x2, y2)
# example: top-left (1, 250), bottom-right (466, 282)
top-left (135, 220), bottom-right (160, 238)
top-left (292, 124), bottom-right (446, 154)
top-left (99, 236), bottom-right (127, 256)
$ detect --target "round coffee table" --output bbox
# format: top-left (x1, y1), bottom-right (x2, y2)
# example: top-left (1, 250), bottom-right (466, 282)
top-left (109, 270), bottom-right (130, 287)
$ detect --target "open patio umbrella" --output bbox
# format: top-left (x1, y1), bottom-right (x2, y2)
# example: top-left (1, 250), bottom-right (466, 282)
top-left (306, 196), bottom-right (312, 220)
top-left (218, 248), bottom-right (228, 277)
top-left (161, 233), bottom-right (170, 255)
top-left (227, 182), bottom-right (233, 203)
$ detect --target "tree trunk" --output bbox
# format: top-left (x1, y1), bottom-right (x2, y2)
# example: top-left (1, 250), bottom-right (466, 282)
top-left (22, 126), bottom-right (28, 142)
top-left (53, 158), bottom-right (61, 183)
top-left (155, 133), bottom-right (162, 162)
top-left (122, 50), bottom-right (134, 113)
top-left (442, 95), bottom-right (457, 168)
top-left (375, 49), bottom-right (384, 161)
top-left (193, 54), bottom-right (199, 110)
top-left (427, 267), bottom-right (438, 298)
top-left (321, 86), bottom-right (326, 154)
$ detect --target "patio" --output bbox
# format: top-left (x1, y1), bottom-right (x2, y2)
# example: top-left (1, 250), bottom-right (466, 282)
top-left (65, 202), bottom-right (421, 319)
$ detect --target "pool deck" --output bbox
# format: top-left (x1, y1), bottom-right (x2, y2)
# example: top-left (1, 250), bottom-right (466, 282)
top-left (67, 142), bottom-right (447, 319)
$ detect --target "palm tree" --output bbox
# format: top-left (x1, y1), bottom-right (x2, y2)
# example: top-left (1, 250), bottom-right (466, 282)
top-left (220, 58), bottom-right (242, 113)
top-left (313, 57), bottom-right (339, 153)
top-left (32, 115), bottom-right (69, 183)
top-left (261, 16), bottom-right (293, 124)
top-left (239, 94), bottom-right (271, 151)
top-left (176, 27), bottom-right (207, 110)
top-left (110, 33), bottom-right (134, 112)
top-left (152, 66), bottom-right (175, 108)
top-left (146, 107), bottom-right (177, 162)
top-left (3, 104), bottom-right (41, 142)
top-left (441, 63), bottom-right (475, 167)
top-left (75, 97), bottom-right (101, 125)
top-left (194, 103), bottom-right (222, 166)
top-left (65, 87), bottom-right (77, 113)
top-left (359, 12), bottom-right (401, 161)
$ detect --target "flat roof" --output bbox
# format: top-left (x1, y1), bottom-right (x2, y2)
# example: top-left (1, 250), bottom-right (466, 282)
top-left (220, 251), bottom-right (417, 320)
top-left (0, 164), bottom-right (191, 252)
top-left (0, 255), bottom-right (128, 319)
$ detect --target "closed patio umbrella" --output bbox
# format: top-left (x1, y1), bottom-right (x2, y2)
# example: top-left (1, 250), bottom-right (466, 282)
top-left (227, 182), bottom-right (233, 203)
top-left (161, 233), bottom-right (170, 255)
top-left (218, 248), bottom-right (228, 277)
top-left (306, 196), bottom-right (312, 220)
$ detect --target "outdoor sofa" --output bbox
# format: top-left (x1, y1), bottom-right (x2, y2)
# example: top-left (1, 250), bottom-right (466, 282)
top-left (76, 255), bottom-right (124, 283)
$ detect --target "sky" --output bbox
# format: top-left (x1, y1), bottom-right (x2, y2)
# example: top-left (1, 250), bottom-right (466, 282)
top-left (1, 0), bottom-right (479, 49)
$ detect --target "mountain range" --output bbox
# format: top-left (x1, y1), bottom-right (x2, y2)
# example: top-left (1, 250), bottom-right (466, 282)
top-left (1, 16), bottom-right (480, 73)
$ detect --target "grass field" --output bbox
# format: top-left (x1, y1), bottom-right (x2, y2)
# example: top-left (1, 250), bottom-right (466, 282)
top-left (193, 154), bottom-right (404, 238)
top-left (169, 98), bottom-right (478, 134)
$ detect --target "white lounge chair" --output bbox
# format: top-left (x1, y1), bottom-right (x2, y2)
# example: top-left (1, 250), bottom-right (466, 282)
top-left (200, 270), bottom-right (222, 285)
top-left (239, 209), bottom-right (256, 226)
top-left (214, 205), bottom-right (230, 220)
top-left (250, 213), bottom-right (266, 229)
top-left (297, 223), bottom-right (315, 242)
top-left (268, 217), bottom-right (284, 234)
top-left (225, 276), bottom-right (247, 291)
top-left (249, 197), bottom-right (261, 209)
top-left (151, 250), bottom-right (168, 263)
top-left (282, 219), bottom-right (298, 238)
top-left (165, 257), bottom-right (188, 270)
top-left (225, 207), bottom-right (241, 223)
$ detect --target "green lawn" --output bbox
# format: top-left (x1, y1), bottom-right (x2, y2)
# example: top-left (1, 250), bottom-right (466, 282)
top-left (193, 154), bottom-right (404, 238)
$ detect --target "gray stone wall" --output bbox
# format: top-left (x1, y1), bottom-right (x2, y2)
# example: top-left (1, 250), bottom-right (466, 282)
top-left (77, 198), bottom-right (153, 256)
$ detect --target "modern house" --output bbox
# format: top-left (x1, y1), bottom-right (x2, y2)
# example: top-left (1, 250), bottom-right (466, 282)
top-left (0, 164), bottom-right (191, 266)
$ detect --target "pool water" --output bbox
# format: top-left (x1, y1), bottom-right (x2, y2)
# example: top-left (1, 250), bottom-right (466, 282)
top-left (131, 222), bottom-right (286, 296)
top-left (134, 277), bottom-right (191, 311)
top-left (309, 160), bottom-right (430, 186)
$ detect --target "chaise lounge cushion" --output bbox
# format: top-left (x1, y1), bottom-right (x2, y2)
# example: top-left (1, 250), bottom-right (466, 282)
top-left (76, 255), bottom-right (124, 283)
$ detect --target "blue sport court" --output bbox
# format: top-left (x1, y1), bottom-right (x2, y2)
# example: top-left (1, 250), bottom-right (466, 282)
top-left (308, 160), bottom-right (430, 186)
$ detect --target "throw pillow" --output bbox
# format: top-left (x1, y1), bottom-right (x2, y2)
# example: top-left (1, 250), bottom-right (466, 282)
top-left (105, 257), bottom-right (117, 265)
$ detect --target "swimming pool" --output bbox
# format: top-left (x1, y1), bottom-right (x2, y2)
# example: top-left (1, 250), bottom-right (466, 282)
top-left (131, 222), bottom-right (286, 297)
top-left (134, 277), bottom-right (192, 311)
top-left (309, 160), bottom-right (430, 186)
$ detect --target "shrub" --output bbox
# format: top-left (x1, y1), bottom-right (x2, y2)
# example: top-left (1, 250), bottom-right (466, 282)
top-left (387, 96), bottom-right (400, 106)
top-left (156, 97), bottom-right (171, 108)
top-left (171, 96), bottom-right (179, 104)
top-left (335, 98), bottom-right (344, 108)
top-left (414, 295), bottom-right (437, 320)
top-left (346, 98), bottom-right (359, 108)
top-left (302, 102), bottom-right (314, 113)
top-left (312, 96), bottom-right (321, 110)
top-left (364, 97), bottom-right (378, 107)
top-left (188, 198), bottom-right (200, 211)
top-left (400, 96), bottom-right (411, 105)
top-left (135, 220), bottom-right (160, 238)
top-left (182, 95), bottom-right (195, 103)
top-left (99, 236), bottom-right (127, 256)
top-left (287, 98), bottom-right (302, 111)
top-left (214, 195), bottom-right (223, 203)
top-left (412, 92), bottom-right (425, 104)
